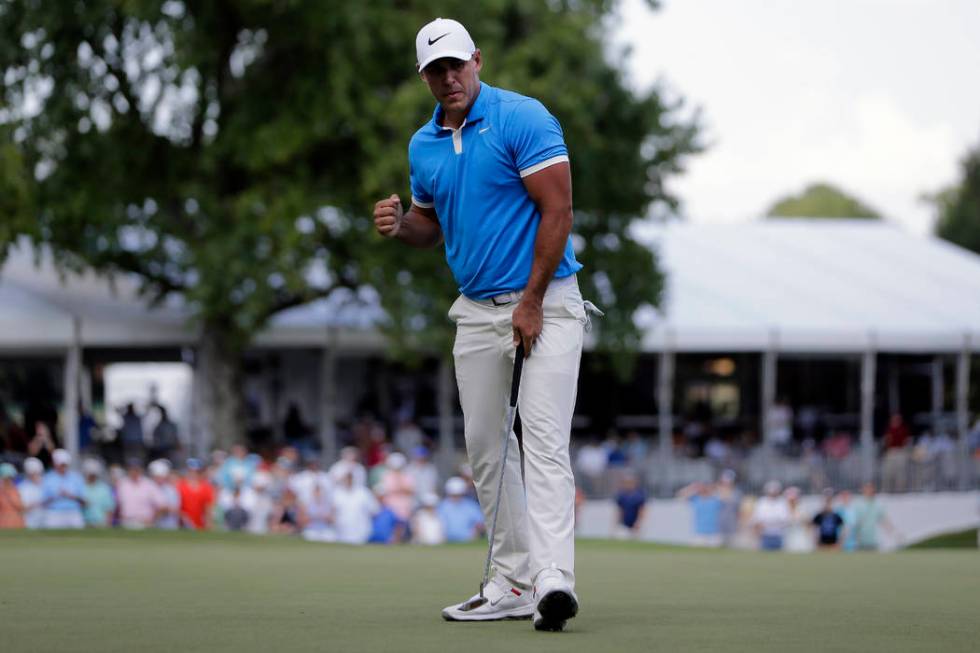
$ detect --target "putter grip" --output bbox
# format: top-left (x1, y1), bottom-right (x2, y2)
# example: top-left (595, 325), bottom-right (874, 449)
top-left (510, 342), bottom-right (525, 407)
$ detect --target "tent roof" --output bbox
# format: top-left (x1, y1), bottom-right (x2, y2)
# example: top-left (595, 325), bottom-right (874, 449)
top-left (3, 220), bottom-right (980, 354)
top-left (638, 219), bottom-right (980, 353)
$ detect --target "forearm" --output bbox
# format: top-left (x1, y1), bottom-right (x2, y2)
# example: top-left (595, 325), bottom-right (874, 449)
top-left (523, 208), bottom-right (573, 300)
top-left (396, 207), bottom-right (443, 249)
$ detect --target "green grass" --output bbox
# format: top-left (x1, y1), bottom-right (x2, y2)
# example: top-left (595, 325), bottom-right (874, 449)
top-left (1, 530), bottom-right (977, 653)
top-left (907, 528), bottom-right (978, 549)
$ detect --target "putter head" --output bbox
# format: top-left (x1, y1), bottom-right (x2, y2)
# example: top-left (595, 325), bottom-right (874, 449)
top-left (458, 591), bottom-right (490, 612)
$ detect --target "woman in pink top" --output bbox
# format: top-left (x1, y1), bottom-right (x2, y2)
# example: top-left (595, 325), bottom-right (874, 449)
top-left (380, 452), bottom-right (416, 522)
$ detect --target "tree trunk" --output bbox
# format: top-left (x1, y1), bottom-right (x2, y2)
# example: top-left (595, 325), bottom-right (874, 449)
top-left (191, 322), bottom-right (246, 454)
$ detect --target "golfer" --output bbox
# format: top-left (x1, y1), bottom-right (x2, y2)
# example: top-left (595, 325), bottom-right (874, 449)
top-left (373, 17), bottom-right (591, 632)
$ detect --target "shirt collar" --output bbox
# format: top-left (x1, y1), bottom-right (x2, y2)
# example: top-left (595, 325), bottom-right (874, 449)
top-left (429, 82), bottom-right (490, 133)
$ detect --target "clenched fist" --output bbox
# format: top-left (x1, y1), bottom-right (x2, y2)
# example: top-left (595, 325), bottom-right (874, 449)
top-left (374, 194), bottom-right (403, 238)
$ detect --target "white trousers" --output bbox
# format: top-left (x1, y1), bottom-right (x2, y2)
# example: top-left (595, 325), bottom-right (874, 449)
top-left (449, 275), bottom-right (586, 590)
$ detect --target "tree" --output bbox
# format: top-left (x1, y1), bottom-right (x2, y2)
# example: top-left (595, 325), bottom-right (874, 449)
top-left (766, 182), bottom-right (880, 219)
top-left (1, 1), bottom-right (699, 446)
top-left (929, 141), bottom-right (980, 255)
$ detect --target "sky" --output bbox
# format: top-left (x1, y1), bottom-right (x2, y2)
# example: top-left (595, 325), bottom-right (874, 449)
top-left (613, 0), bottom-right (980, 234)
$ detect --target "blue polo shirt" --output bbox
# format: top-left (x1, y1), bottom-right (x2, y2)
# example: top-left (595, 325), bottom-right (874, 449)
top-left (409, 83), bottom-right (582, 299)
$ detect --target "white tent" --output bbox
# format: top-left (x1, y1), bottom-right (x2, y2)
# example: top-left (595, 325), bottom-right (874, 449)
top-left (639, 219), bottom-right (980, 353)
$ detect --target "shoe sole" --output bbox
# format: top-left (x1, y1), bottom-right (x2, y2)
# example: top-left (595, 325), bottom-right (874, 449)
top-left (533, 590), bottom-right (579, 632)
top-left (442, 607), bottom-right (534, 622)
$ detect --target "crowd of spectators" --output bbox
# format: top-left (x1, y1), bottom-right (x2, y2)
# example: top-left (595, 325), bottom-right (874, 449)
top-left (575, 411), bottom-right (980, 498)
top-left (610, 469), bottom-right (900, 552)
top-left (0, 442), bottom-right (487, 546)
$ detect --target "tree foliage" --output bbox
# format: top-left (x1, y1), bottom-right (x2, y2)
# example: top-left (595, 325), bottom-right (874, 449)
top-left (930, 141), bottom-right (980, 255)
top-left (1, 0), bottom-right (700, 439)
top-left (766, 182), bottom-right (880, 220)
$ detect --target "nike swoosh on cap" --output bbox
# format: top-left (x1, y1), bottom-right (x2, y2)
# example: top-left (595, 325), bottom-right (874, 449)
top-left (428, 32), bottom-right (450, 46)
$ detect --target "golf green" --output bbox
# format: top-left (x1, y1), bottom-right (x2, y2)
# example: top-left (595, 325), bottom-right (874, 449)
top-left (0, 530), bottom-right (976, 652)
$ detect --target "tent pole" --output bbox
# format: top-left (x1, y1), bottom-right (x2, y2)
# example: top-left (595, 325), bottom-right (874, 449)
top-left (955, 335), bottom-right (972, 490)
top-left (760, 332), bottom-right (778, 484)
top-left (930, 356), bottom-right (944, 436)
top-left (63, 316), bottom-right (82, 463)
top-left (318, 329), bottom-right (338, 465)
top-left (657, 337), bottom-right (674, 498)
top-left (860, 342), bottom-right (877, 484)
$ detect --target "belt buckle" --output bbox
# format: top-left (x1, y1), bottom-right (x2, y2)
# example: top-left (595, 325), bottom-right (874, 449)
top-left (491, 292), bottom-right (516, 306)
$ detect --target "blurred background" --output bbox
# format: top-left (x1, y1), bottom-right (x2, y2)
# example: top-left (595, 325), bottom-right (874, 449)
top-left (1, 0), bottom-right (978, 549)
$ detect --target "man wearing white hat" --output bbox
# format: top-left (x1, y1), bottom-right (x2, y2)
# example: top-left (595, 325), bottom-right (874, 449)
top-left (40, 449), bottom-right (86, 529)
top-left (19, 457), bottom-right (46, 529)
top-left (373, 18), bottom-right (589, 631)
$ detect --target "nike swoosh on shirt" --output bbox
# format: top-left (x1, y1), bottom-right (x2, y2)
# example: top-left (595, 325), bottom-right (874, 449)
top-left (428, 33), bottom-right (450, 46)
top-left (479, 125), bottom-right (491, 134)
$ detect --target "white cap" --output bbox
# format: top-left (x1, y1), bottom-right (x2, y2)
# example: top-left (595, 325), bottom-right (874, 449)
top-left (82, 458), bottom-right (103, 476)
top-left (420, 492), bottom-right (439, 508)
top-left (386, 452), bottom-right (407, 470)
top-left (445, 476), bottom-right (468, 496)
top-left (252, 471), bottom-right (271, 489)
top-left (52, 448), bottom-right (71, 466)
top-left (24, 457), bottom-right (44, 475)
top-left (148, 459), bottom-right (171, 478)
top-left (416, 18), bottom-right (475, 71)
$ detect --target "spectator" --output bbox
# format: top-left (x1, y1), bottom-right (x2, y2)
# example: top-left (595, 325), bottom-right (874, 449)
top-left (380, 452), bottom-right (415, 523)
top-left (851, 482), bottom-right (899, 551)
top-left (149, 406), bottom-right (180, 462)
top-left (624, 431), bottom-right (648, 470)
top-left (290, 451), bottom-right (332, 507)
top-left (328, 446), bottom-right (367, 489)
top-left (81, 459), bottom-right (115, 528)
top-left (411, 493), bottom-right (446, 545)
top-left (716, 470), bottom-right (741, 547)
top-left (217, 444), bottom-right (257, 491)
top-left (177, 458), bottom-right (215, 530)
top-left (283, 402), bottom-right (312, 449)
top-left (368, 483), bottom-right (405, 544)
top-left (243, 471), bottom-right (276, 535)
top-left (752, 480), bottom-right (790, 551)
top-left (575, 438), bottom-right (607, 497)
top-left (393, 419), bottom-right (425, 454)
top-left (677, 481), bottom-right (723, 547)
top-left (783, 486), bottom-right (813, 553)
top-left (27, 422), bottom-right (58, 468)
top-left (41, 449), bottom-right (86, 529)
top-left (836, 489), bottom-right (858, 551)
top-left (0, 463), bottom-right (25, 528)
top-left (881, 413), bottom-right (911, 493)
top-left (331, 470), bottom-right (379, 544)
top-left (302, 482), bottom-right (335, 542)
top-left (270, 488), bottom-right (304, 535)
top-left (0, 403), bottom-right (30, 455)
top-left (767, 398), bottom-right (794, 454)
top-left (406, 446), bottom-right (438, 501)
top-left (149, 459), bottom-right (180, 530)
top-left (117, 459), bottom-right (162, 529)
top-left (223, 487), bottom-right (250, 532)
top-left (438, 476), bottom-right (484, 543)
top-left (811, 490), bottom-right (845, 550)
top-left (18, 457), bottom-right (46, 529)
top-left (614, 472), bottom-right (646, 539)
top-left (118, 403), bottom-right (145, 463)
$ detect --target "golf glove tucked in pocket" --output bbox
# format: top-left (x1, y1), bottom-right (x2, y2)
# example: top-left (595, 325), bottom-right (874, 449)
top-left (582, 300), bottom-right (604, 333)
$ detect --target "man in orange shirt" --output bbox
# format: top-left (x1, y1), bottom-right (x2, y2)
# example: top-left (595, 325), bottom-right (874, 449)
top-left (177, 458), bottom-right (215, 529)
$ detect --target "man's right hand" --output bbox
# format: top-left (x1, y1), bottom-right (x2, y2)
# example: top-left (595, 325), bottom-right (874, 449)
top-left (374, 194), bottom-right (403, 238)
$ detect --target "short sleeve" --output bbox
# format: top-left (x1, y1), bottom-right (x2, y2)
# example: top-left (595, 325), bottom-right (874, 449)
top-left (408, 142), bottom-right (434, 208)
top-left (506, 99), bottom-right (569, 178)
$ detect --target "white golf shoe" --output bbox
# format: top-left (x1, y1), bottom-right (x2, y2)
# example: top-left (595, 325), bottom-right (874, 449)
top-left (442, 577), bottom-right (533, 622)
top-left (532, 568), bottom-right (579, 632)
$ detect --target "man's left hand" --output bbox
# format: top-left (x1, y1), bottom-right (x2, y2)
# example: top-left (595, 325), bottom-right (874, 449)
top-left (511, 296), bottom-right (543, 356)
